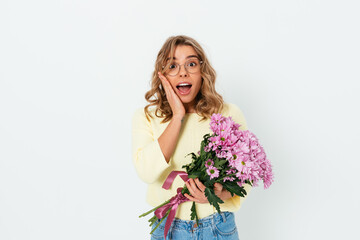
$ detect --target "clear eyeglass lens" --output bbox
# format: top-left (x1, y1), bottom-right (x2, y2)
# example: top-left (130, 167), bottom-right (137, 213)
top-left (166, 59), bottom-right (201, 76)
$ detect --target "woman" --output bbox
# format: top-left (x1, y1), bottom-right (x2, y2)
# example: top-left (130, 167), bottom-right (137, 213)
top-left (132, 35), bottom-right (252, 239)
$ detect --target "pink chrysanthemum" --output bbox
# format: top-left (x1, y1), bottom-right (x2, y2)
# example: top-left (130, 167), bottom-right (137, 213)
top-left (207, 113), bottom-right (274, 189)
top-left (223, 176), bottom-right (236, 182)
top-left (205, 159), bottom-right (214, 168)
top-left (206, 166), bottom-right (219, 179)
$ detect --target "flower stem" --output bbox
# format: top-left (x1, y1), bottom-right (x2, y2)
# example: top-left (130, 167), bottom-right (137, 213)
top-left (139, 199), bottom-right (171, 218)
top-left (150, 208), bottom-right (171, 234)
top-left (181, 184), bottom-right (189, 195)
top-left (148, 215), bottom-right (158, 225)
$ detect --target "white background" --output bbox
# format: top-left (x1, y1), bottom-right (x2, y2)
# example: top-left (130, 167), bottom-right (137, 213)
top-left (1, 0), bottom-right (359, 239)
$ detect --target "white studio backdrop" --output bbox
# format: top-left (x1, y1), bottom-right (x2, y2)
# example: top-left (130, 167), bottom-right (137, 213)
top-left (0, 0), bottom-right (359, 239)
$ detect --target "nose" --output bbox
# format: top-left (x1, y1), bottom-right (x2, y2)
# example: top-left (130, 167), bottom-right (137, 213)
top-left (179, 64), bottom-right (188, 77)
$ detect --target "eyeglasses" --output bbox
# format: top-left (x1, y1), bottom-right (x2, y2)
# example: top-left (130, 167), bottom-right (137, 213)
top-left (162, 58), bottom-right (203, 76)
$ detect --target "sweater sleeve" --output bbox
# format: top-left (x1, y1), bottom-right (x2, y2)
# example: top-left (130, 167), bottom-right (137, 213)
top-left (225, 182), bottom-right (252, 208)
top-left (131, 108), bottom-right (171, 184)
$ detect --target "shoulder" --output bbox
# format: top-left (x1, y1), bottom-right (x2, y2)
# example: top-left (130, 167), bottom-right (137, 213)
top-left (222, 102), bottom-right (248, 130)
top-left (132, 107), bottom-right (145, 120)
top-left (222, 102), bottom-right (244, 116)
top-left (132, 106), bottom-right (158, 125)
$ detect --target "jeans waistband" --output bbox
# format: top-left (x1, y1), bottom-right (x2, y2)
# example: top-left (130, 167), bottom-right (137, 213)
top-left (161, 211), bottom-right (233, 230)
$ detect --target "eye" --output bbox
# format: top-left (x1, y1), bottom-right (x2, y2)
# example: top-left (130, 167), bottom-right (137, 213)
top-left (187, 60), bottom-right (198, 67)
top-left (188, 62), bottom-right (197, 67)
top-left (169, 63), bottom-right (177, 69)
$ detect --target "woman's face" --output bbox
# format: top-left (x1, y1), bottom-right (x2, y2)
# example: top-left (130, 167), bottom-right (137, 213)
top-left (164, 45), bottom-right (202, 111)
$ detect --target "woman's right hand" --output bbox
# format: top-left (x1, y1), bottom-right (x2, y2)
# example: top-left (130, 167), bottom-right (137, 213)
top-left (158, 71), bottom-right (185, 119)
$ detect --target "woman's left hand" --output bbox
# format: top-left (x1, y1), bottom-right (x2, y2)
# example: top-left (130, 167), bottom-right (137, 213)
top-left (184, 178), bottom-right (231, 203)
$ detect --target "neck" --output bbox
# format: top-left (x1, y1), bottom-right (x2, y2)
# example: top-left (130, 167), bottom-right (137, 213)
top-left (184, 102), bottom-right (196, 113)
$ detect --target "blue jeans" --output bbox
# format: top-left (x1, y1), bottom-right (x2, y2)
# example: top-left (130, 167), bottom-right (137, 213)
top-left (150, 211), bottom-right (239, 240)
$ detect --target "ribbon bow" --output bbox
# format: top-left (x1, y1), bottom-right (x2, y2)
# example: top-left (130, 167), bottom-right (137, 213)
top-left (154, 171), bottom-right (190, 239)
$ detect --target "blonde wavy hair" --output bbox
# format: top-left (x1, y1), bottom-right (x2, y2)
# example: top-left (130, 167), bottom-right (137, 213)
top-left (144, 35), bottom-right (224, 123)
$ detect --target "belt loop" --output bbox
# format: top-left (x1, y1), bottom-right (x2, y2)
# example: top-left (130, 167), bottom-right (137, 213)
top-left (210, 212), bottom-right (217, 237)
top-left (220, 212), bottom-right (226, 222)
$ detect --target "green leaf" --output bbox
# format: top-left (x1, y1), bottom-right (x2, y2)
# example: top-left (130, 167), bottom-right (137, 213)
top-left (222, 181), bottom-right (248, 197)
top-left (200, 141), bottom-right (206, 155)
top-left (190, 202), bottom-right (199, 226)
top-left (204, 187), bottom-right (224, 214)
top-left (182, 153), bottom-right (198, 171)
top-left (203, 133), bottom-right (211, 142)
top-left (244, 179), bottom-right (253, 187)
top-left (186, 152), bottom-right (197, 159)
top-left (214, 159), bottom-right (227, 168)
top-left (187, 175), bottom-right (200, 179)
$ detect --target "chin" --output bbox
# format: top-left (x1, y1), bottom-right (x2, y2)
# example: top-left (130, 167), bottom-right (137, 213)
top-left (179, 96), bottom-right (195, 103)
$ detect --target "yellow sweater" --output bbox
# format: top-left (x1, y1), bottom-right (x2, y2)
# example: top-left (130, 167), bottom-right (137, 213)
top-left (131, 102), bottom-right (252, 220)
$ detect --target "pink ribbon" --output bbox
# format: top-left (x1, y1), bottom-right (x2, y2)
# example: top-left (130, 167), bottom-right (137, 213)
top-left (154, 171), bottom-right (190, 239)
top-left (162, 170), bottom-right (189, 189)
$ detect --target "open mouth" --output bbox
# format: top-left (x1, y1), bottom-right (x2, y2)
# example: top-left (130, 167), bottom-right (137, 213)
top-left (176, 83), bottom-right (192, 95)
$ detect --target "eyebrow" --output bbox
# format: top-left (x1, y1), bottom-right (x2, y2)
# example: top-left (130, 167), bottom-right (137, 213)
top-left (166, 55), bottom-right (199, 61)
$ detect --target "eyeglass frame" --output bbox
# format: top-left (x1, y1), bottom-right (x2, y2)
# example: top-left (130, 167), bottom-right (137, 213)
top-left (161, 58), bottom-right (203, 76)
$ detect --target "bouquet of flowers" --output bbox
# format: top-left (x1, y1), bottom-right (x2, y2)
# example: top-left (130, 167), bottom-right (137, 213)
top-left (139, 113), bottom-right (274, 238)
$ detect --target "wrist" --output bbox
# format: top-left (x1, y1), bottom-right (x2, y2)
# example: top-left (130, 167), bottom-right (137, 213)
top-left (172, 114), bottom-right (184, 122)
